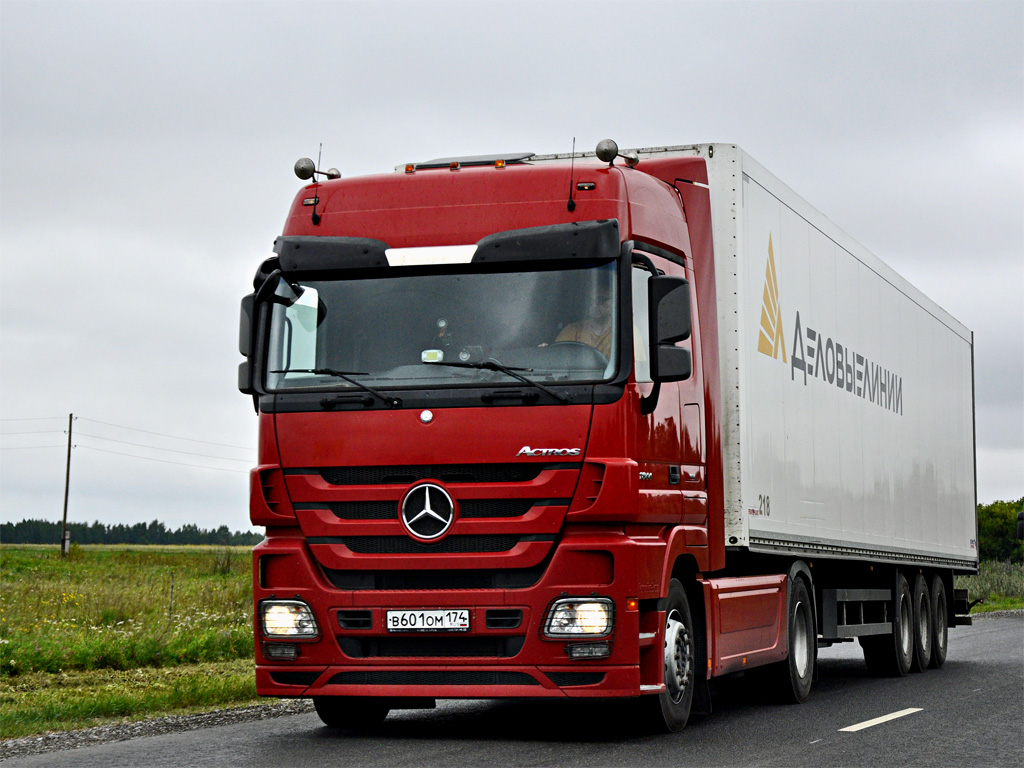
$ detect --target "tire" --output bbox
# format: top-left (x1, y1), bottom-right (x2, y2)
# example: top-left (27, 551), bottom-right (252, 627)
top-left (766, 576), bottom-right (815, 703)
top-left (313, 696), bottom-right (391, 730)
top-left (640, 578), bottom-right (696, 732)
top-left (929, 574), bottom-right (948, 669)
top-left (860, 571), bottom-right (913, 677)
top-left (910, 572), bottom-right (932, 672)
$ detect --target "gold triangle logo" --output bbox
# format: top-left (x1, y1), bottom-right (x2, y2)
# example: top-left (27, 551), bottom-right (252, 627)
top-left (757, 235), bottom-right (787, 362)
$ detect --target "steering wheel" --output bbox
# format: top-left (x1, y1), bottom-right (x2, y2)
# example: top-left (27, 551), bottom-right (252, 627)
top-left (548, 341), bottom-right (609, 368)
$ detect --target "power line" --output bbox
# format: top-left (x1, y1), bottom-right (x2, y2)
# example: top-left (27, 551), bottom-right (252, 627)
top-left (77, 417), bottom-right (251, 451)
top-left (76, 445), bottom-right (250, 474)
top-left (0, 445), bottom-right (66, 450)
top-left (74, 432), bottom-right (253, 462)
top-left (0, 430), bottom-right (65, 436)
top-left (0, 417), bottom-right (66, 422)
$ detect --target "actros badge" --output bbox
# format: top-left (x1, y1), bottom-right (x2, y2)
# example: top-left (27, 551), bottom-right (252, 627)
top-left (401, 483), bottom-right (455, 540)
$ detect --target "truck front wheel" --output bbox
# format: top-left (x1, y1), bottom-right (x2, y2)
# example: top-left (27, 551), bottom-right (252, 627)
top-left (642, 578), bottom-right (695, 732)
top-left (313, 696), bottom-right (391, 730)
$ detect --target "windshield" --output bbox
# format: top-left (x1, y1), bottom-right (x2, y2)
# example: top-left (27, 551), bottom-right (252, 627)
top-left (265, 261), bottom-right (618, 391)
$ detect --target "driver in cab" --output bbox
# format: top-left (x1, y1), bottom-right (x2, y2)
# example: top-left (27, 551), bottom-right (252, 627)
top-left (552, 288), bottom-right (612, 358)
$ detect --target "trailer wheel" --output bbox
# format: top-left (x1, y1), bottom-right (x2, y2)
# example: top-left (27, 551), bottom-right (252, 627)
top-left (765, 576), bottom-right (815, 703)
top-left (910, 573), bottom-right (932, 672)
top-left (929, 574), bottom-right (948, 669)
top-left (642, 578), bottom-right (695, 732)
top-left (861, 572), bottom-right (913, 677)
top-left (313, 696), bottom-right (390, 730)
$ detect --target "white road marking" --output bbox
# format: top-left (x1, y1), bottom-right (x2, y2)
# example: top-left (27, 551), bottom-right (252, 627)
top-left (809, 739), bottom-right (822, 744)
top-left (839, 708), bottom-right (923, 732)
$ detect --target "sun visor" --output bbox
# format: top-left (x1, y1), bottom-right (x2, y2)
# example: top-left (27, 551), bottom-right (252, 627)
top-left (274, 236), bottom-right (391, 272)
top-left (472, 219), bottom-right (620, 264)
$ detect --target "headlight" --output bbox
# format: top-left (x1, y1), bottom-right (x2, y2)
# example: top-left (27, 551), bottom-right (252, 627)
top-left (260, 600), bottom-right (319, 638)
top-left (543, 598), bottom-right (614, 638)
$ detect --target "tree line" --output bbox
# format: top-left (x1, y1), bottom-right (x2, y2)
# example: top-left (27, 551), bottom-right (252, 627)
top-left (978, 497), bottom-right (1023, 563)
top-left (0, 518), bottom-right (263, 546)
top-left (1, 499), bottom-right (1019, 556)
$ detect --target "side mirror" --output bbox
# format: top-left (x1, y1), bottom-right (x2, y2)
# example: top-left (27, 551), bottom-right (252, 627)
top-left (239, 294), bottom-right (254, 358)
top-left (238, 294), bottom-right (255, 395)
top-left (648, 275), bottom-right (692, 383)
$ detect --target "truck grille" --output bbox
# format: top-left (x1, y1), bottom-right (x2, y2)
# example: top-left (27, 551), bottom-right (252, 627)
top-left (322, 565), bottom-right (547, 591)
top-left (337, 636), bottom-right (525, 658)
top-left (286, 463), bottom-right (579, 486)
top-left (295, 498), bottom-right (568, 521)
top-left (332, 535), bottom-right (549, 555)
top-left (327, 671), bottom-right (539, 686)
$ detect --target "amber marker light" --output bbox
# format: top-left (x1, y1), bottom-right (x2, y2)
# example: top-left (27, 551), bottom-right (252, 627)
top-left (404, 164), bottom-right (415, 174)
top-left (495, 159), bottom-right (506, 168)
top-left (626, 598), bottom-right (639, 611)
top-left (449, 161), bottom-right (460, 170)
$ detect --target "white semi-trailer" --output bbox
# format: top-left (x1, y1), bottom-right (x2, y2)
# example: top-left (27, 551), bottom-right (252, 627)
top-left (242, 141), bottom-right (977, 732)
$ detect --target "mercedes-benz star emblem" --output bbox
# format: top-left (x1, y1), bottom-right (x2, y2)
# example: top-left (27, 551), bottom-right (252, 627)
top-left (401, 483), bottom-right (455, 540)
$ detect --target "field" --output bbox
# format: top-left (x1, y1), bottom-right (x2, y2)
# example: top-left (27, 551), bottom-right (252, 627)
top-left (0, 545), bottom-right (261, 738)
top-left (956, 559), bottom-right (1024, 612)
top-left (0, 545), bottom-right (1021, 740)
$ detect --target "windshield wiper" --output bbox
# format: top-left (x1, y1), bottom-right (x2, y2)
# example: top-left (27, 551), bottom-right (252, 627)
top-left (271, 368), bottom-right (402, 408)
top-left (427, 360), bottom-right (570, 404)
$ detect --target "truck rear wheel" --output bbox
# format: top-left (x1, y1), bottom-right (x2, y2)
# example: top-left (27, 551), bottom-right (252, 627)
top-left (929, 574), bottom-right (948, 669)
top-left (910, 572), bottom-right (932, 672)
top-left (641, 578), bottom-right (695, 732)
top-left (313, 696), bottom-right (390, 729)
top-left (764, 576), bottom-right (815, 703)
top-left (860, 571), bottom-right (913, 677)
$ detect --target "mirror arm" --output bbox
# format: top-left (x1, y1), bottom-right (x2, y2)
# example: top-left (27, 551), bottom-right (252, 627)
top-left (640, 381), bottom-right (661, 416)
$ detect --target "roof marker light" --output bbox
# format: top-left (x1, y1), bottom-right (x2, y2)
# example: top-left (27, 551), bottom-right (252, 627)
top-left (495, 159), bottom-right (506, 168)
top-left (449, 161), bottom-right (460, 170)
top-left (405, 164), bottom-right (415, 174)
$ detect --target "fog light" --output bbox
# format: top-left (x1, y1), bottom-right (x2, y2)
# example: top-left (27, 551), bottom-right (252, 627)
top-left (260, 600), bottom-right (319, 639)
top-left (263, 642), bottom-right (300, 660)
top-left (567, 642), bottom-right (611, 660)
top-left (544, 598), bottom-right (613, 638)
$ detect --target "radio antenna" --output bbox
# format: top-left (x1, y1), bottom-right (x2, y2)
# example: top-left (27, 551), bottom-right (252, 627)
top-left (567, 137), bottom-right (577, 212)
top-left (311, 143), bottom-right (323, 225)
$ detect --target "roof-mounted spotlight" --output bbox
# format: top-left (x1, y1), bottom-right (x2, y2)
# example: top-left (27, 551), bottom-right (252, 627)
top-left (294, 157), bottom-right (341, 181)
top-left (595, 139), bottom-right (639, 168)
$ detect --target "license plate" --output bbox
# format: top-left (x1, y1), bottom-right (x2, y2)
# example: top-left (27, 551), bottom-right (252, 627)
top-left (386, 609), bottom-right (470, 632)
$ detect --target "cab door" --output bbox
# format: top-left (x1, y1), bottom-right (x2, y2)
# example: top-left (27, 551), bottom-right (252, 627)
top-left (630, 251), bottom-right (705, 525)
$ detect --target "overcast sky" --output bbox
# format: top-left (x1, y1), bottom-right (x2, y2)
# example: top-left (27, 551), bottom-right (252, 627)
top-left (1, 0), bottom-right (1021, 534)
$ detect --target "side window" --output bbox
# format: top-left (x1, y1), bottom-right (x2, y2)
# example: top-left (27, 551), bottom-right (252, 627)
top-left (286, 287), bottom-right (320, 370)
top-left (632, 266), bottom-right (651, 383)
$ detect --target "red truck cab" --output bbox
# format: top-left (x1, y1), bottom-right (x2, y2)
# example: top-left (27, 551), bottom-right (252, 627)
top-left (239, 146), bottom-right (797, 732)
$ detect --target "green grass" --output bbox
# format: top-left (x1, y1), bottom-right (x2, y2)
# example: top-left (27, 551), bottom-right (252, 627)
top-left (0, 545), bottom-right (254, 677)
top-left (0, 660), bottom-right (260, 739)
top-left (0, 545), bottom-right (268, 739)
top-left (956, 559), bottom-right (1024, 612)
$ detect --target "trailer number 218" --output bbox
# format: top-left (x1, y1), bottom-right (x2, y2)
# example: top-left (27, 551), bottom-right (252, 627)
top-left (757, 494), bottom-right (771, 517)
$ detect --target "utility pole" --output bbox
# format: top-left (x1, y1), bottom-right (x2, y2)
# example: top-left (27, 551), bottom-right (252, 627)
top-left (61, 412), bottom-right (72, 557)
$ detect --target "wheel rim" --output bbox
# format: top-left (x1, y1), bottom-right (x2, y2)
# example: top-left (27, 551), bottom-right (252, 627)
top-left (899, 594), bottom-right (912, 656)
top-left (935, 589), bottom-right (948, 654)
top-left (793, 600), bottom-right (810, 678)
top-left (664, 609), bottom-right (692, 704)
top-left (917, 592), bottom-right (931, 654)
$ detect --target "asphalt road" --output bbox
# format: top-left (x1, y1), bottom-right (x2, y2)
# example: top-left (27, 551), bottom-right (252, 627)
top-left (5, 614), bottom-right (1022, 767)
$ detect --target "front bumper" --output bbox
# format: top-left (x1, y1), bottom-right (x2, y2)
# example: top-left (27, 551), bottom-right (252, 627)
top-left (253, 529), bottom-right (661, 700)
